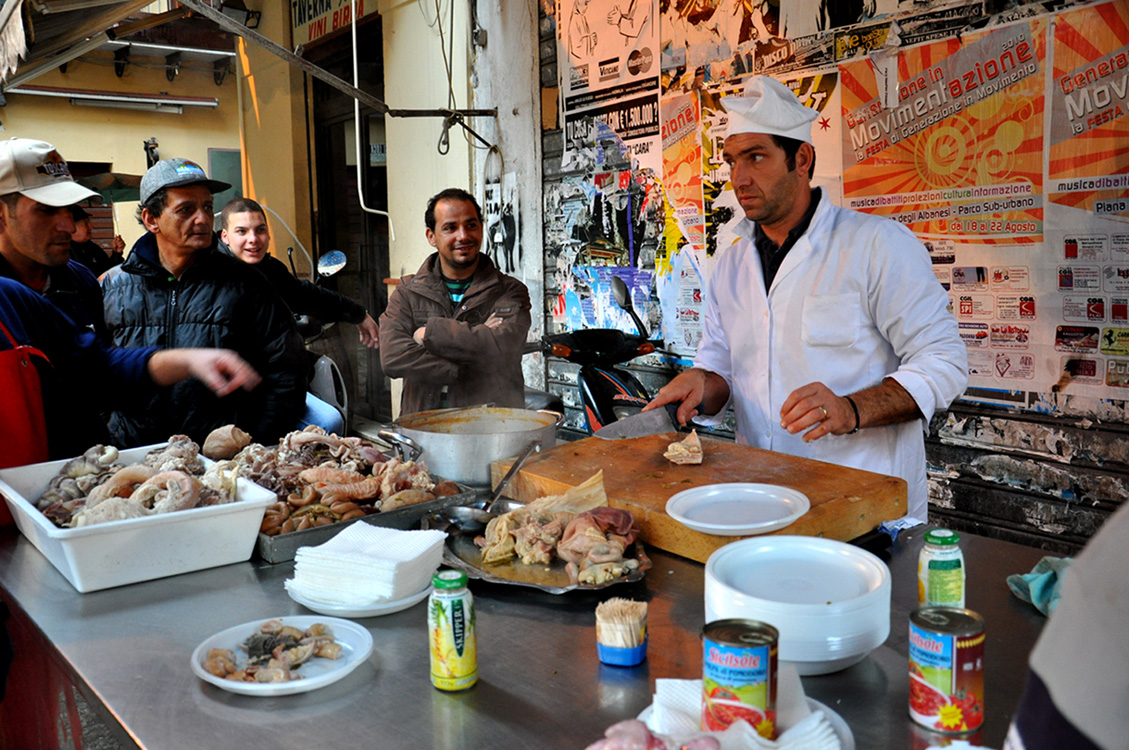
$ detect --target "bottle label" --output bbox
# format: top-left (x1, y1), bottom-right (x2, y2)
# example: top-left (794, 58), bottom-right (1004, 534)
top-left (927, 559), bottom-right (965, 607)
top-left (429, 591), bottom-right (478, 691)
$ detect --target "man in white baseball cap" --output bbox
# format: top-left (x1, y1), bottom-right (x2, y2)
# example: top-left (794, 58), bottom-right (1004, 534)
top-left (0, 138), bottom-right (102, 207)
top-left (646, 75), bottom-right (968, 523)
top-left (0, 138), bottom-right (103, 293)
top-left (0, 138), bottom-right (262, 459)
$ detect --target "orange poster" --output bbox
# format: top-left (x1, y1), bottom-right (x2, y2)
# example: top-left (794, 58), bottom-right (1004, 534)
top-left (840, 18), bottom-right (1047, 244)
top-left (661, 91), bottom-right (706, 252)
top-left (1048, 0), bottom-right (1129, 217)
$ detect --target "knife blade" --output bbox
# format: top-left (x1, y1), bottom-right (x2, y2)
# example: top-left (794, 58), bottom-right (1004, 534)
top-left (595, 404), bottom-right (692, 440)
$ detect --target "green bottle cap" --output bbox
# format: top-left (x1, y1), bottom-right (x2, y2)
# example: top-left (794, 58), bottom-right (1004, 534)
top-left (432, 569), bottom-right (468, 589)
top-left (925, 528), bottom-right (960, 546)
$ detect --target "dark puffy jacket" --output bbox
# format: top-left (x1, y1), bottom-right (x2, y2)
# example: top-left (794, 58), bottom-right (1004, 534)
top-left (379, 253), bottom-right (531, 415)
top-left (217, 243), bottom-right (367, 325)
top-left (69, 239), bottom-right (123, 278)
top-left (101, 233), bottom-right (307, 447)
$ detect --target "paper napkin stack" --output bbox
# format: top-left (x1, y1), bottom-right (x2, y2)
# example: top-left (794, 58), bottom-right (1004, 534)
top-left (646, 664), bottom-right (845, 750)
top-left (284, 523), bottom-right (447, 606)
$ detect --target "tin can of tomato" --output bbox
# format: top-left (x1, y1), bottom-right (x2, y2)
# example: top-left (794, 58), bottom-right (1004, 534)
top-left (908, 607), bottom-right (985, 734)
top-left (701, 619), bottom-right (778, 739)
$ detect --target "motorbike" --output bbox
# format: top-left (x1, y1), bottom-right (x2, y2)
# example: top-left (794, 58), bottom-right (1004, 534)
top-left (534, 275), bottom-right (658, 433)
top-left (288, 248), bottom-right (351, 435)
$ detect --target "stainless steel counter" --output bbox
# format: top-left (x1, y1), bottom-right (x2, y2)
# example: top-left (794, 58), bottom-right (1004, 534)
top-left (0, 524), bottom-right (1048, 749)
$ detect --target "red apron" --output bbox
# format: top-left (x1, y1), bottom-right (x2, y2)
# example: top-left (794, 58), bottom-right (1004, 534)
top-left (0, 319), bottom-right (50, 525)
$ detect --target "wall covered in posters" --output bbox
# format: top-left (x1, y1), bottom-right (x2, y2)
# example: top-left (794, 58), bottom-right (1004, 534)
top-left (549, 0), bottom-right (1129, 407)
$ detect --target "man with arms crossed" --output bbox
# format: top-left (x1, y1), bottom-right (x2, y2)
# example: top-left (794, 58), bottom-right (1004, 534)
top-left (646, 76), bottom-right (967, 522)
top-left (379, 188), bottom-right (531, 415)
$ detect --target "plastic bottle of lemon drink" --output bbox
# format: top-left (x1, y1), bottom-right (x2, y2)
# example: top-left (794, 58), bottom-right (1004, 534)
top-left (428, 569), bottom-right (477, 691)
top-left (917, 528), bottom-right (965, 608)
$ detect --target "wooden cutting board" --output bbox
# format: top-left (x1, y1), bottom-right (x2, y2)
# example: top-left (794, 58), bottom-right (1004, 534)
top-left (490, 433), bottom-right (906, 563)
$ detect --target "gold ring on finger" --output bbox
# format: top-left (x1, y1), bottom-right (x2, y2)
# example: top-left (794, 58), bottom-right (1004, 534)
top-left (819, 406), bottom-right (828, 420)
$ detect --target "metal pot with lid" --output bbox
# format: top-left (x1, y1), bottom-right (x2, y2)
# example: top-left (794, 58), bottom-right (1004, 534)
top-left (380, 406), bottom-right (561, 488)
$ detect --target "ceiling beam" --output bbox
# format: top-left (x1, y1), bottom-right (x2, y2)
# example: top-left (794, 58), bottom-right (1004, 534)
top-left (4, 32), bottom-right (107, 87)
top-left (177, 0), bottom-right (495, 120)
top-left (28, 0), bottom-right (127, 13)
top-left (23, 0), bottom-right (149, 61)
top-left (109, 6), bottom-right (192, 39)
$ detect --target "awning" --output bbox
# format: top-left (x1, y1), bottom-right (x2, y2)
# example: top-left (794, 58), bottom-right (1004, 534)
top-left (0, 0), bottom-right (495, 126)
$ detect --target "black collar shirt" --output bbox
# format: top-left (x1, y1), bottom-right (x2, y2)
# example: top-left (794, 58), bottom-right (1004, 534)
top-left (753, 187), bottom-right (822, 292)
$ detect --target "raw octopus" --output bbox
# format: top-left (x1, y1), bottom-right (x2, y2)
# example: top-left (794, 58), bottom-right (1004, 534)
top-left (202, 619), bottom-right (343, 684)
top-left (35, 437), bottom-right (238, 528)
top-left (558, 508), bottom-right (641, 585)
top-left (252, 427), bottom-right (457, 536)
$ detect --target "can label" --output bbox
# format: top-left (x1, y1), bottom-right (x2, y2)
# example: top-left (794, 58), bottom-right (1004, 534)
top-left (702, 620), bottom-right (777, 739)
top-left (908, 610), bottom-right (984, 733)
top-left (429, 590), bottom-right (477, 691)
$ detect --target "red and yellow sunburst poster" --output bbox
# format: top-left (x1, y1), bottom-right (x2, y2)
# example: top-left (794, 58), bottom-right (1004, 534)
top-left (839, 18), bottom-right (1047, 244)
top-left (1049, 0), bottom-right (1129, 217)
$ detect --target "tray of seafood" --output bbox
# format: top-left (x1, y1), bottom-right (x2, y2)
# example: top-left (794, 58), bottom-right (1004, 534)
top-left (254, 488), bottom-right (473, 564)
top-left (244, 427), bottom-right (476, 564)
top-left (0, 439), bottom-right (276, 593)
top-left (423, 472), bottom-right (651, 594)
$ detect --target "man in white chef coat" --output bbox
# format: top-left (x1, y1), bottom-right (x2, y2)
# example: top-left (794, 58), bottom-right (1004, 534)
top-left (645, 75), bottom-right (967, 522)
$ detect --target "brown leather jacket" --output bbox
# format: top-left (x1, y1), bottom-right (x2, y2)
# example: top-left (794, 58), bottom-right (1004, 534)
top-left (379, 253), bottom-right (532, 416)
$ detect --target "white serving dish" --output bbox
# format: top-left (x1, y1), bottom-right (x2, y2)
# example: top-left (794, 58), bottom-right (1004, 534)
top-left (666, 483), bottom-right (811, 536)
top-left (0, 444), bottom-right (275, 593)
top-left (704, 536), bottom-right (891, 675)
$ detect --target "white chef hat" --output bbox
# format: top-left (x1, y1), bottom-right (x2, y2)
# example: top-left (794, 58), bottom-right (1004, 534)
top-left (722, 76), bottom-right (819, 144)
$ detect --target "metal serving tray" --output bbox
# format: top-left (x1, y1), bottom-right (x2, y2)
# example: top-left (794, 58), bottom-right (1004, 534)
top-left (254, 481), bottom-right (475, 563)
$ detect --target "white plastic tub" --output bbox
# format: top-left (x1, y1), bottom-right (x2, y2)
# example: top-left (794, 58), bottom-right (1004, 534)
top-left (0, 445), bottom-right (275, 593)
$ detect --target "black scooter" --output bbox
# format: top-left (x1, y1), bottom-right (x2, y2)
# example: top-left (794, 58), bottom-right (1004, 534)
top-left (538, 276), bottom-right (657, 433)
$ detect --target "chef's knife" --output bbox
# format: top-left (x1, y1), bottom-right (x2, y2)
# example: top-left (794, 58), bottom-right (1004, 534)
top-left (594, 403), bottom-right (695, 440)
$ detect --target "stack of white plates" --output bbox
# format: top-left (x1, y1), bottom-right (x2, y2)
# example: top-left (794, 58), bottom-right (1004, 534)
top-left (704, 536), bottom-right (890, 676)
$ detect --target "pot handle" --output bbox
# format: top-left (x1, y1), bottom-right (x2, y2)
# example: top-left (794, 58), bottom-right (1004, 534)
top-left (377, 430), bottom-right (424, 463)
top-left (538, 409), bottom-right (565, 428)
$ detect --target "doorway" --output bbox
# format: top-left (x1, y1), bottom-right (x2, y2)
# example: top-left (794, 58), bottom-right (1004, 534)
top-left (307, 15), bottom-right (391, 422)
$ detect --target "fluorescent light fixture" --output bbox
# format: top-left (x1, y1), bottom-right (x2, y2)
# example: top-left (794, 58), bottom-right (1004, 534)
top-left (69, 97), bottom-right (183, 114)
top-left (7, 85), bottom-right (218, 114)
top-left (110, 42), bottom-right (237, 60)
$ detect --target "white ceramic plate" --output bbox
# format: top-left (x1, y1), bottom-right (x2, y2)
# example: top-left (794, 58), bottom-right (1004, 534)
top-left (666, 483), bottom-right (810, 536)
top-left (287, 585), bottom-right (431, 618)
top-left (637, 697), bottom-right (854, 750)
top-left (191, 616), bottom-right (373, 697)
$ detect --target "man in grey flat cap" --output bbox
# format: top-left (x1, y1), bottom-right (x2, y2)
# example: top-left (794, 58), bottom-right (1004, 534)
top-left (101, 158), bottom-right (307, 447)
top-left (646, 75), bottom-right (967, 522)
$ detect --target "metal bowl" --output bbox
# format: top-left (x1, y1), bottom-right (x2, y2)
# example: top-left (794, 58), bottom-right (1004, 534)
top-left (438, 499), bottom-right (525, 534)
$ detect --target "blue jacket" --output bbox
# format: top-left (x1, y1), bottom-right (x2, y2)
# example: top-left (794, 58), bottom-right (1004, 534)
top-left (101, 232), bottom-right (306, 446)
top-left (0, 276), bottom-right (153, 459)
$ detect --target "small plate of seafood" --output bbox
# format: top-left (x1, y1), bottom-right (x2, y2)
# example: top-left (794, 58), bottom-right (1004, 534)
top-left (429, 472), bottom-right (652, 595)
top-left (191, 616), bottom-right (373, 697)
top-left (287, 584), bottom-right (432, 618)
